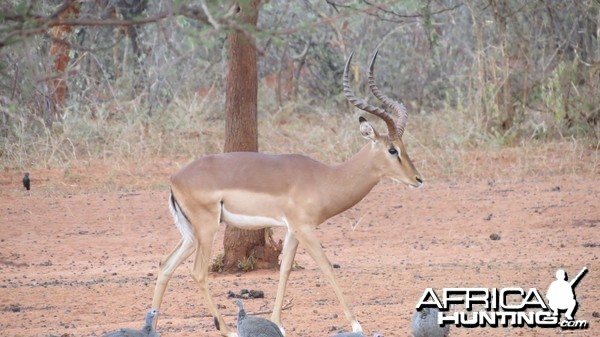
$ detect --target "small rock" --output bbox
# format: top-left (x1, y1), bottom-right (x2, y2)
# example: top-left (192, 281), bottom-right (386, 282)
top-left (489, 233), bottom-right (501, 241)
top-left (228, 289), bottom-right (264, 299)
top-left (333, 264), bottom-right (341, 269)
top-left (7, 304), bottom-right (21, 312)
top-left (552, 186), bottom-right (561, 192)
top-left (592, 311), bottom-right (600, 318)
top-left (483, 214), bottom-right (493, 221)
top-left (248, 290), bottom-right (264, 298)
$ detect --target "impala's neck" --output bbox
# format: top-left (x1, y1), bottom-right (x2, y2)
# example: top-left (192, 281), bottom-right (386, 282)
top-left (320, 143), bottom-right (382, 221)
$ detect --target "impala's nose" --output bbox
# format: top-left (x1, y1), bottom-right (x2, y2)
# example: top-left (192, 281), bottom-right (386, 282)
top-left (413, 176), bottom-right (424, 188)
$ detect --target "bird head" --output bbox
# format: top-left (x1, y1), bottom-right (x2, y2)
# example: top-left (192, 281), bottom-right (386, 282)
top-left (145, 309), bottom-right (158, 326)
top-left (234, 299), bottom-right (246, 319)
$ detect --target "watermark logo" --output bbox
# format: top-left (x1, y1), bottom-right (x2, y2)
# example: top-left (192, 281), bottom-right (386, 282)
top-left (547, 268), bottom-right (586, 320)
top-left (415, 267), bottom-right (589, 330)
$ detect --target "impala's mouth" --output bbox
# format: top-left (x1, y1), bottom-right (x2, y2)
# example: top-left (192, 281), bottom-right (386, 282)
top-left (410, 181), bottom-right (424, 189)
top-left (389, 177), bottom-right (423, 188)
top-left (403, 177), bottom-right (423, 189)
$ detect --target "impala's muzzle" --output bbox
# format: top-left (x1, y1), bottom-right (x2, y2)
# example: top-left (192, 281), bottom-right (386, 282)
top-left (407, 179), bottom-right (423, 189)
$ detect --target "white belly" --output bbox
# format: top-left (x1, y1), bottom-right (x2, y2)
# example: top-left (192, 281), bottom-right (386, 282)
top-left (221, 204), bottom-right (287, 230)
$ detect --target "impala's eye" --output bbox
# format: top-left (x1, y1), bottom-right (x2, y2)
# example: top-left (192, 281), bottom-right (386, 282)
top-left (388, 147), bottom-right (398, 156)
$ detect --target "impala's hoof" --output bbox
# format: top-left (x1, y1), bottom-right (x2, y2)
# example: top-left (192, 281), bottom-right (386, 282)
top-left (352, 320), bottom-right (363, 332)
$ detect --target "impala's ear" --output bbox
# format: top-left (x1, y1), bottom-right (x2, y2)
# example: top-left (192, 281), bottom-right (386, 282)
top-left (359, 116), bottom-right (378, 141)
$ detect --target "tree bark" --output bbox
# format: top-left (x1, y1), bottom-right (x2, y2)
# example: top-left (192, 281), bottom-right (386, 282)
top-left (222, 0), bottom-right (282, 271)
top-left (48, 2), bottom-right (80, 125)
top-left (491, 0), bottom-right (515, 130)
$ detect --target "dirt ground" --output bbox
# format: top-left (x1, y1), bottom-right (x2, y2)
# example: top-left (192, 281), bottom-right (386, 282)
top-left (0, 153), bottom-right (598, 337)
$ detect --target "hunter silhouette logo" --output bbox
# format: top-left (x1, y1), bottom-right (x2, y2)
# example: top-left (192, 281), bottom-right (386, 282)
top-left (546, 267), bottom-right (588, 321)
top-left (415, 267), bottom-right (589, 330)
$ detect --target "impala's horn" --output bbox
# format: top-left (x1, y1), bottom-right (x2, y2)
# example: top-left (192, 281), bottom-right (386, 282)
top-left (343, 51), bottom-right (398, 139)
top-left (368, 49), bottom-right (409, 139)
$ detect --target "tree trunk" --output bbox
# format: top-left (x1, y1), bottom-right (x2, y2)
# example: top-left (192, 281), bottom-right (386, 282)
top-left (222, 0), bottom-right (282, 272)
top-left (491, 0), bottom-right (515, 130)
top-left (48, 2), bottom-right (80, 125)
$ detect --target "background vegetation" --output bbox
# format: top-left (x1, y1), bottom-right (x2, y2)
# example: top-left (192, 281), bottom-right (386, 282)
top-left (1, 0), bottom-right (598, 175)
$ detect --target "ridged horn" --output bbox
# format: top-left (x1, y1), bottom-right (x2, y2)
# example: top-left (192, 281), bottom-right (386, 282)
top-left (343, 51), bottom-right (398, 139)
top-left (368, 49), bottom-right (409, 138)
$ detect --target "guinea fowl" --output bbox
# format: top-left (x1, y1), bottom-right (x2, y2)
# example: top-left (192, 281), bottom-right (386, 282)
top-left (234, 299), bottom-right (284, 337)
top-left (411, 308), bottom-right (450, 337)
top-left (103, 309), bottom-right (159, 337)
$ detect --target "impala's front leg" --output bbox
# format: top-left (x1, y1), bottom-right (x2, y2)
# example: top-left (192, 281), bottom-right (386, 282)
top-left (272, 230), bottom-right (299, 331)
top-left (294, 226), bottom-right (362, 333)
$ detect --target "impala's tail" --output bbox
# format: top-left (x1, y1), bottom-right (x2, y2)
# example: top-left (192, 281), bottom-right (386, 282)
top-left (168, 189), bottom-right (196, 245)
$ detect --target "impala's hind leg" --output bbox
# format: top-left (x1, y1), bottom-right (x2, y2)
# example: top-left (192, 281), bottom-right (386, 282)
top-left (272, 230), bottom-right (299, 329)
top-left (189, 224), bottom-right (234, 336)
top-left (151, 237), bottom-right (197, 327)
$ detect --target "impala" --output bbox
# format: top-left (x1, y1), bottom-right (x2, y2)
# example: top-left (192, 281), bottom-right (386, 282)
top-left (150, 49), bottom-right (423, 336)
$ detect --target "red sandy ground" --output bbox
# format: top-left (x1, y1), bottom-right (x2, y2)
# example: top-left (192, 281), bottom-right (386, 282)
top-left (0, 154), bottom-right (598, 337)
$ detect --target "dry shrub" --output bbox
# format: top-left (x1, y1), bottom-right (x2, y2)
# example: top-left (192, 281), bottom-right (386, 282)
top-left (1, 93), bottom-right (597, 187)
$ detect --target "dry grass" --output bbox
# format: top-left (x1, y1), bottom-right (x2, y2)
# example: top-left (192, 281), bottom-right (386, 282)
top-left (1, 95), bottom-right (598, 193)
top-left (236, 255), bottom-right (257, 272)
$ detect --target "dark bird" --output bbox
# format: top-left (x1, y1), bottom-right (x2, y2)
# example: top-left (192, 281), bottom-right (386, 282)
top-left (103, 309), bottom-right (159, 337)
top-left (234, 299), bottom-right (284, 337)
top-left (412, 308), bottom-right (450, 337)
top-left (22, 172), bottom-right (30, 190)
